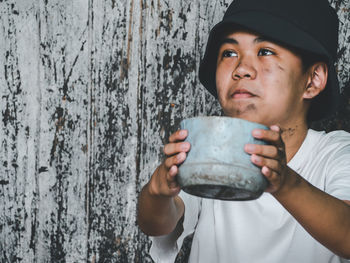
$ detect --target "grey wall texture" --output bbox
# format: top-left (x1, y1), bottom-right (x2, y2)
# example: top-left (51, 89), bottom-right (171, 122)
top-left (0, 0), bottom-right (349, 262)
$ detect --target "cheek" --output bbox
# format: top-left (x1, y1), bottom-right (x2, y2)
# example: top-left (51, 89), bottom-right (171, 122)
top-left (261, 63), bottom-right (290, 91)
top-left (261, 64), bottom-right (304, 107)
top-left (261, 61), bottom-right (285, 76)
top-left (216, 65), bottom-right (231, 95)
top-left (262, 66), bottom-right (272, 74)
top-left (260, 65), bottom-right (282, 94)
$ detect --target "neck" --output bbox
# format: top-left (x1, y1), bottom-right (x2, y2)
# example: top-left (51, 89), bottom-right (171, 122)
top-left (279, 120), bottom-right (308, 163)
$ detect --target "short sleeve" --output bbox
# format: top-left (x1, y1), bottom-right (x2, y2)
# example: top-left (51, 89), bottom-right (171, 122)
top-left (150, 191), bottom-right (201, 262)
top-left (324, 137), bottom-right (350, 201)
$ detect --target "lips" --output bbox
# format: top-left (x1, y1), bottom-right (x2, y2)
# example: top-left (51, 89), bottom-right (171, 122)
top-left (231, 88), bottom-right (256, 99)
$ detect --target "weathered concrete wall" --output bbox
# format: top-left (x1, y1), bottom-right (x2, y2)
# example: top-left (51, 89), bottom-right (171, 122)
top-left (0, 0), bottom-right (349, 262)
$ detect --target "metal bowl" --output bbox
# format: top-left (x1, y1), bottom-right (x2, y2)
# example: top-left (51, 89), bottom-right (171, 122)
top-left (178, 116), bottom-right (269, 201)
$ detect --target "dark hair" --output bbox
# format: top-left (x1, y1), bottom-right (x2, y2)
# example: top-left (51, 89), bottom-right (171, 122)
top-left (290, 47), bottom-right (329, 73)
top-left (292, 49), bottom-right (331, 122)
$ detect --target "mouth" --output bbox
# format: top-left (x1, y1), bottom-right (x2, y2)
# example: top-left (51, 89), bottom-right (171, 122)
top-left (231, 89), bottom-right (256, 99)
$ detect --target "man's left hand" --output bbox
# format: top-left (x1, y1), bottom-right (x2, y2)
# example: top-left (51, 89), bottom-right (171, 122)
top-left (244, 125), bottom-right (292, 194)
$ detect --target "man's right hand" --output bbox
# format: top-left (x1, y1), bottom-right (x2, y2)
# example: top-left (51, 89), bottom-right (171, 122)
top-left (137, 129), bottom-right (190, 236)
top-left (148, 129), bottom-right (191, 198)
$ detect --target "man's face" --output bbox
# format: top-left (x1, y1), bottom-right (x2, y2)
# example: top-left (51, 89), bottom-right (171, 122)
top-left (216, 29), bottom-right (310, 127)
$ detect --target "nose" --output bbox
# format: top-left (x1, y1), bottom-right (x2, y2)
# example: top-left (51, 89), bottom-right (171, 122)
top-left (232, 57), bottom-right (257, 80)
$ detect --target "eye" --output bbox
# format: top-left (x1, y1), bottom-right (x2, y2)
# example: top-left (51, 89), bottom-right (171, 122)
top-left (222, 50), bottom-right (238, 58)
top-left (258, 48), bottom-right (275, 56)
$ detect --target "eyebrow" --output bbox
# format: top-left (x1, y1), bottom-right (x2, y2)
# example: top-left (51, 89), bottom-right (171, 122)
top-left (219, 36), bottom-right (271, 46)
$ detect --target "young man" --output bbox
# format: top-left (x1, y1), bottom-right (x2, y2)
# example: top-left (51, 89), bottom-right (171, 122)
top-left (138, 0), bottom-right (350, 262)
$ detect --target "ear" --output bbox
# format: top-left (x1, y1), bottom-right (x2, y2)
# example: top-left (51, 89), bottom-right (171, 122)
top-left (303, 62), bottom-right (328, 99)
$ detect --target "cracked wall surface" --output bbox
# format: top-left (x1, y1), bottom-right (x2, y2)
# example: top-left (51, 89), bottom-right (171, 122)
top-left (0, 0), bottom-right (349, 262)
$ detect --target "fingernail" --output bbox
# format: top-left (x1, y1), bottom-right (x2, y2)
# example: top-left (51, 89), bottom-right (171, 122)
top-left (245, 144), bottom-right (255, 153)
top-left (177, 152), bottom-right (185, 162)
top-left (181, 142), bottom-right (190, 151)
top-left (179, 130), bottom-right (187, 137)
top-left (271, 125), bottom-right (280, 132)
top-left (169, 165), bottom-right (177, 175)
top-left (252, 129), bottom-right (262, 137)
top-left (252, 154), bottom-right (261, 163)
top-left (262, 166), bottom-right (269, 175)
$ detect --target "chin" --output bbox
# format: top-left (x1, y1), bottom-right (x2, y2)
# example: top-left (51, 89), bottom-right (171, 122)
top-left (222, 101), bottom-right (260, 118)
top-left (241, 116), bottom-right (266, 125)
top-left (223, 109), bottom-right (263, 124)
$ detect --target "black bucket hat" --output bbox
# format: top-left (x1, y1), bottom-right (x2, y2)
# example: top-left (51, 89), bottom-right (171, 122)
top-left (199, 0), bottom-right (340, 121)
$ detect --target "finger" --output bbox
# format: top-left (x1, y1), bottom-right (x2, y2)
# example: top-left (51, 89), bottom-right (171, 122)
top-left (164, 152), bottom-right (187, 169)
top-left (163, 141), bottom-right (190, 156)
top-left (168, 186), bottom-right (181, 196)
top-left (252, 127), bottom-right (283, 146)
top-left (169, 129), bottom-right (188, 143)
top-left (252, 128), bottom-right (279, 141)
top-left (270, 125), bottom-right (280, 133)
top-left (168, 166), bottom-right (181, 193)
top-left (269, 126), bottom-right (284, 147)
top-left (261, 166), bottom-right (281, 193)
top-left (251, 154), bottom-right (282, 172)
top-left (168, 165), bottom-right (178, 177)
top-left (262, 166), bottom-right (279, 180)
top-left (262, 166), bottom-right (271, 176)
top-left (245, 144), bottom-right (279, 158)
top-left (167, 165), bottom-right (180, 188)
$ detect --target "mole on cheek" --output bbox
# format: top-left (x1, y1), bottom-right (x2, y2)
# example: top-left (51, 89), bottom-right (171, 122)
top-left (262, 67), bottom-right (271, 74)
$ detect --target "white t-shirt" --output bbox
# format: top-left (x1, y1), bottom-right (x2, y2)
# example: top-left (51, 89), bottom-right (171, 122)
top-left (150, 129), bottom-right (350, 263)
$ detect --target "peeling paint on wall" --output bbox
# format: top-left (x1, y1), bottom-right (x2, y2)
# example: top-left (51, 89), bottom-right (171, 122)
top-left (0, 0), bottom-right (349, 262)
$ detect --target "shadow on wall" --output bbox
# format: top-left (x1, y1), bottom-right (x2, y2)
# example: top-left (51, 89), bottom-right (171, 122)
top-left (311, 79), bottom-right (350, 132)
